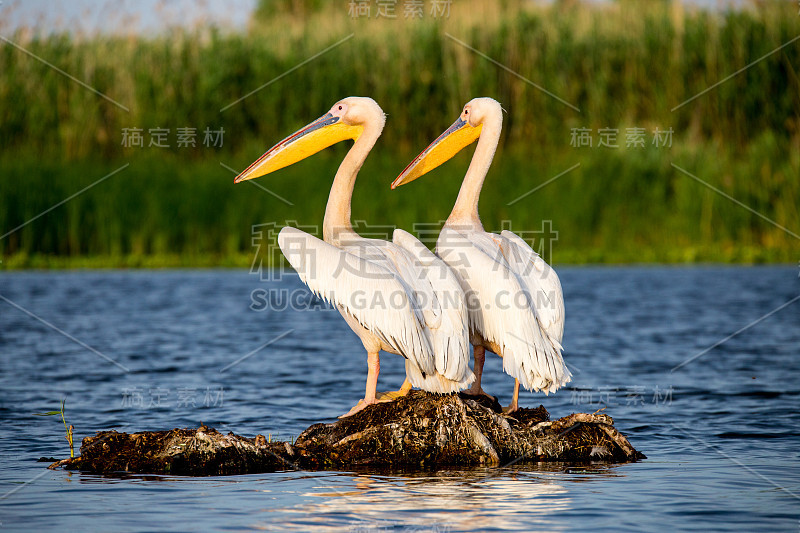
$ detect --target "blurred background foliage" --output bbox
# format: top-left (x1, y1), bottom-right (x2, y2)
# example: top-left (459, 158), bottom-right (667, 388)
top-left (0, 0), bottom-right (798, 267)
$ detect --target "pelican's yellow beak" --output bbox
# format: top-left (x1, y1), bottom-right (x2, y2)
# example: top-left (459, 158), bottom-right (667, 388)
top-left (234, 113), bottom-right (364, 183)
top-left (391, 117), bottom-right (482, 189)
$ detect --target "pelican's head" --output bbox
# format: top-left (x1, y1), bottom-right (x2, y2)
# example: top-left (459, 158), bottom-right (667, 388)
top-left (234, 96), bottom-right (385, 183)
top-left (392, 97), bottom-right (501, 189)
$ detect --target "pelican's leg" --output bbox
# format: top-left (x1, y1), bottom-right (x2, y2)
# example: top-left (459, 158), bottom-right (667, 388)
top-left (340, 351), bottom-right (380, 418)
top-left (376, 378), bottom-right (413, 401)
top-left (503, 379), bottom-right (520, 413)
top-left (463, 345), bottom-right (489, 397)
top-left (364, 350), bottom-right (380, 403)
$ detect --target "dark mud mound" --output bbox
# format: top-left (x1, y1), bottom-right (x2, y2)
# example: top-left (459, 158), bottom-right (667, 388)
top-left (53, 426), bottom-right (295, 476)
top-left (52, 391), bottom-right (644, 476)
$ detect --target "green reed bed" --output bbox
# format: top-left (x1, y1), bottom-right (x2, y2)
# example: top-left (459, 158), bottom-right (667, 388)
top-left (0, 1), bottom-right (797, 266)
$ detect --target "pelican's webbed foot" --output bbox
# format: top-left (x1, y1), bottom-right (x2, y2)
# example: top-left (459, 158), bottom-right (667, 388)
top-left (375, 378), bottom-right (413, 402)
top-left (339, 399), bottom-right (371, 419)
top-left (502, 402), bottom-right (519, 414)
top-left (459, 389), bottom-right (502, 412)
top-left (338, 396), bottom-right (396, 419)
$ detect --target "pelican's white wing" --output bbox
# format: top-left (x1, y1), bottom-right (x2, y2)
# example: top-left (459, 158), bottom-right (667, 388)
top-left (499, 230), bottom-right (565, 344)
top-left (391, 229), bottom-right (472, 387)
top-left (278, 226), bottom-right (434, 375)
top-left (436, 227), bottom-right (570, 393)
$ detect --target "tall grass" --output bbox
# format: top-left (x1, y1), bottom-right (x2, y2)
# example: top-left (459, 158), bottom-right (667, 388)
top-left (0, 0), bottom-right (798, 266)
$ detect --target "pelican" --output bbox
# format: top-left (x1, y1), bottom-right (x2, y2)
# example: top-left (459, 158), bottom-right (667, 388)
top-left (234, 97), bottom-right (473, 416)
top-left (392, 97), bottom-right (570, 412)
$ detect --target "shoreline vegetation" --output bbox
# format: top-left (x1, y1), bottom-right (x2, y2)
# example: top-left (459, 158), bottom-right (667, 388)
top-left (1, 0), bottom-right (798, 268)
top-left (1, 244), bottom-right (793, 270)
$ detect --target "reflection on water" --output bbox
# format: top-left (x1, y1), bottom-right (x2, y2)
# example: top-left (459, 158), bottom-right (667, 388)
top-left (1, 268), bottom-right (799, 531)
top-left (250, 464), bottom-right (625, 531)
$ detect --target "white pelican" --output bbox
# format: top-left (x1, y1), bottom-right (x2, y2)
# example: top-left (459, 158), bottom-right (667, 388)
top-left (392, 97), bottom-right (570, 412)
top-left (234, 97), bottom-right (473, 416)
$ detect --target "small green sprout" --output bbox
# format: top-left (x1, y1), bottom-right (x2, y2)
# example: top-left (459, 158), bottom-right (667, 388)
top-left (34, 399), bottom-right (74, 458)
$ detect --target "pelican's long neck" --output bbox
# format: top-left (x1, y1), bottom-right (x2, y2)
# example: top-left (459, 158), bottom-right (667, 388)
top-left (446, 110), bottom-right (502, 229)
top-left (323, 116), bottom-right (384, 244)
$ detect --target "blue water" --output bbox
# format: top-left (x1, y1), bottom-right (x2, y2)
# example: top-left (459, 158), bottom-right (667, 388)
top-left (1, 267), bottom-right (798, 531)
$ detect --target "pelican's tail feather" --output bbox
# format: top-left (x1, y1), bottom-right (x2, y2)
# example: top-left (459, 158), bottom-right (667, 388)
top-left (404, 359), bottom-right (474, 394)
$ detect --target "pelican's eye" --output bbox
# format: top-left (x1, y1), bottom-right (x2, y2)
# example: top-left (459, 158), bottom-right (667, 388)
top-left (338, 105), bottom-right (343, 110)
